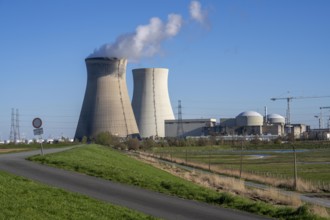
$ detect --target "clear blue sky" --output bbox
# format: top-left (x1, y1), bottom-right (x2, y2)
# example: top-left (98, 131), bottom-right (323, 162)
top-left (0, 0), bottom-right (329, 140)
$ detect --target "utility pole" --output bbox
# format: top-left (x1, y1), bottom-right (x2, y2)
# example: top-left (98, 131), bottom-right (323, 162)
top-left (314, 115), bottom-right (321, 129)
top-left (208, 152), bottom-right (211, 171)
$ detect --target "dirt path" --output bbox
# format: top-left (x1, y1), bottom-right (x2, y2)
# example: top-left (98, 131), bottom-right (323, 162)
top-left (0, 148), bottom-right (28, 153)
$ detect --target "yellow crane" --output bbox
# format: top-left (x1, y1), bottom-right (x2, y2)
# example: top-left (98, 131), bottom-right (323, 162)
top-left (270, 96), bottom-right (330, 125)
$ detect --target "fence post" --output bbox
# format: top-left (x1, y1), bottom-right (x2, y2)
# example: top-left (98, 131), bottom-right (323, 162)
top-left (292, 144), bottom-right (298, 190)
top-left (208, 152), bottom-right (211, 171)
top-left (239, 140), bottom-right (243, 179)
top-left (185, 149), bottom-right (187, 164)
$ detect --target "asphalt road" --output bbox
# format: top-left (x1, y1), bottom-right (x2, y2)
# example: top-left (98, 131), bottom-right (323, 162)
top-left (0, 147), bottom-right (270, 220)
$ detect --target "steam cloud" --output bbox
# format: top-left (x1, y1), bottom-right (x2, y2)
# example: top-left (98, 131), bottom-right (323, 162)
top-left (189, 0), bottom-right (209, 25)
top-left (89, 1), bottom-right (207, 61)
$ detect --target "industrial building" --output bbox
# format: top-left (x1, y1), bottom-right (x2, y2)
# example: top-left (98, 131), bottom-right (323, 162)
top-left (75, 57), bottom-right (139, 140)
top-left (217, 111), bottom-right (308, 139)
top-left (219, 111), bottom-right (264, 135)
top-left (290, 124), bottom-right (308, 139)
top-left (165, 119), bottom-right (217, 137)
top-left (308, 128), bottom-right (330, 140)
top-left (132, 68), bottom-right (175, 138)
top-left (263, 114), bottom-right (285, 136)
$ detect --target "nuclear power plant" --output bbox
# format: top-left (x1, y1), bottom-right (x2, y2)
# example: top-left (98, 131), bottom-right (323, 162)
top-left (73, 56), bottom-right (317, 141)
top-left (132, 68), bottom-right (175, 138)
top-left (74, 57), bottom-right (139, 140)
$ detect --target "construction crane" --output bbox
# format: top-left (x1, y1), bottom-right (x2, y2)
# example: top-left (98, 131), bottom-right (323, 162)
top-left (320, 106), bottom-right (330, 129)
top-left (270, 95), bottom-right (330, 125)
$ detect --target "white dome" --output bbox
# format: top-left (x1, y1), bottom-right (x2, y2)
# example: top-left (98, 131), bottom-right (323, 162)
top-left (267, 114), bottom-right (285, 119)
top-left (267, 113), bottom-right (285, 124)
top-left (237, 111), bottom-right (263, 117)
top-left (236, 111), bottom-right (263, 126)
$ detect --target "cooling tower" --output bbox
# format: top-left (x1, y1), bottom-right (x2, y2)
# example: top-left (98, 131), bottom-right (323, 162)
top-left (75, 57), bottom-right (139, 140)
top-left (132, 68), bottom-right (175, 138)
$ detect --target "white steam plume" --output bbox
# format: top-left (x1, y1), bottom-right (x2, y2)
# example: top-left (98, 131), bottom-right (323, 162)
top-left (189, 0), bottom-right (208, 25)
top-left (89, 1), bottom-right (208, 60)
top-left (89, 14), bottom-right (182, 61)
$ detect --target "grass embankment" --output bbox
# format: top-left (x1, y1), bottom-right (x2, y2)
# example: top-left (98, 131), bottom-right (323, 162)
top-left (29, 144), bottom-right (327, 219)
top-left (0, 171), bottom-right (156, 220)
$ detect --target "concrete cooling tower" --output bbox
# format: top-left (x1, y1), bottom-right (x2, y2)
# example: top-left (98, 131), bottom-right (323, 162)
top-left (75, 57), bottom-right (139, 140)
top-left (132, 68), bottom-right (175, 138)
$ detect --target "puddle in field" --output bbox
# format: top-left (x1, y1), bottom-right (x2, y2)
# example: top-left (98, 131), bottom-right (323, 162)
top-left (247, 154), bottom-right (271, 159)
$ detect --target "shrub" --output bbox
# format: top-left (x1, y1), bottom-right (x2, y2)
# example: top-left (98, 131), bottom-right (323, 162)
top-left (81, 136), bottom-right (88, 144)
top-left (141, 139), bottom-right (156, 149)
top-left (94, 132), bottom-right (119, 147)
top-left (114, 142), bottom-right (127, 150)
top-left (197, 138), bottom-right (209, 146)
top-left (127, 138), bottom-right (140, 151)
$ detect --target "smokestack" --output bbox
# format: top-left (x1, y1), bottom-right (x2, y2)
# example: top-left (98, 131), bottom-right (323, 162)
top-left (75, 57), bottom-right (139, 140)
top-left (132, 68), bottom-right (175, 138)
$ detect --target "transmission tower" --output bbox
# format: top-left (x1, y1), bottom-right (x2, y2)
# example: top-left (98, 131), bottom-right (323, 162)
top-left (16, 109), bottom-right (21, 141)
top-left (9, 108), bottom-right (15, 142)
top-left (176, 100), bottom-right (184, 137)
top-left (9, 108), bottom-right (20, 143)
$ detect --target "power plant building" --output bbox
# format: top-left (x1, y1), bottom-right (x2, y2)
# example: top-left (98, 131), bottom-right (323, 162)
top-left (266, 114), bottom-right (285, 124)
top-left (217, 111), bottom-right (309, 138)
top-left (219, 111), bottom-right (264, 135)
top-left (165, 119), bottom-right (217, 137)
top-left (263, 114), bottom-right (285, 136)
top-left (132, 68), bottom-right (175, 138)
top-left (75, 57), bottom-right (139, 140)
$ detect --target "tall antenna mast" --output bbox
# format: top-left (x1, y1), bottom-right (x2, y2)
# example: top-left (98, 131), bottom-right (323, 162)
top-left (176, 100), bottom-right (184, 137)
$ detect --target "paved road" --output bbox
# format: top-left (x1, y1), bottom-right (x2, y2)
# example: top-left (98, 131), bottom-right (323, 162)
top-left (0, 147), bottom-right (269, 220)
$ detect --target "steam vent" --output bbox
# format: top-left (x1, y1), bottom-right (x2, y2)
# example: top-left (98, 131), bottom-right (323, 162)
top-left (132, 68), bottom-right (175, 138)
top-left (75, 57), bottom-right (139, 140)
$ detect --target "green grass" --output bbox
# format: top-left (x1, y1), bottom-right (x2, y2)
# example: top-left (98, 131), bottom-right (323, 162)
top-left (29, 144), bottom-right (327, 219)
top-left (152, 146), bottom-right (330, 183)
top-left (0, 142), bottom-right (78, 154)
top-left (0, 171), bottom-right (156, 220)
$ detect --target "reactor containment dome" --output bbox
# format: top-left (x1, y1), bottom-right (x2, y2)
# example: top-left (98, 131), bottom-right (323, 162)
top-left (267, 113), bottom-right (285, 124)
top-left (236, 111), bottom-right (264, 127)
top-left (75, 57), bottom-right (139, 140)
top-left (132, 68), bottom-right (175, 138)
